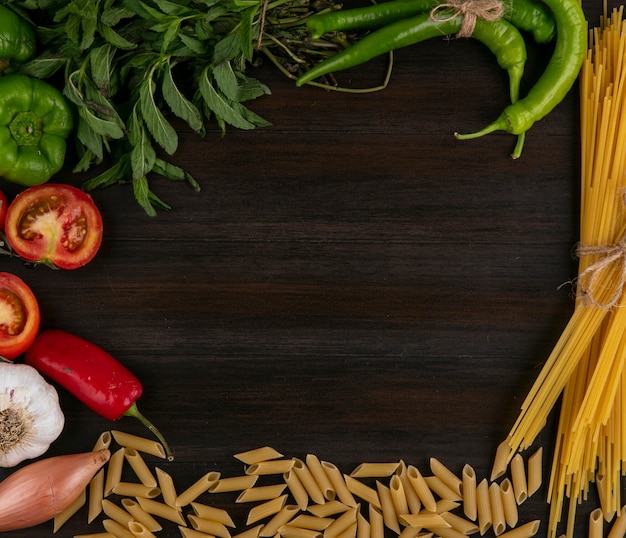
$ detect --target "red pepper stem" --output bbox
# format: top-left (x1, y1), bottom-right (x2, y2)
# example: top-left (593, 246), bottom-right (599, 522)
top-left (124, 402), bottom-right (174, 461)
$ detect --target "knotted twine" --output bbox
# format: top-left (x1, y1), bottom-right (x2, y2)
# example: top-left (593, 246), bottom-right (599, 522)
top-left (430, 0), bottom-right (504, 38)
top-left (575, 237), bottom-right (626, 309)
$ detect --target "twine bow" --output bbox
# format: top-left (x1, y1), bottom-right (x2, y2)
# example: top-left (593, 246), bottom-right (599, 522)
top-left (430, 0), bottom-right (504, 38)
top-left (576, 237), bottom-right (626, 309)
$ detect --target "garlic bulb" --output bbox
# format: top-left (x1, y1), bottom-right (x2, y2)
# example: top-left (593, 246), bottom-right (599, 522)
top-left (0, 362), bottom-right (64, 467)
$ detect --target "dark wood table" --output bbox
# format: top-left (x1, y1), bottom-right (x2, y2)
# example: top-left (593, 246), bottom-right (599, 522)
top-left (2, 1), bottom-right (612, 536)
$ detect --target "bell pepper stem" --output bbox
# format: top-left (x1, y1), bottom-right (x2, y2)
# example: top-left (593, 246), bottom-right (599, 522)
top-left (124, 402), bottom-right (174, 461)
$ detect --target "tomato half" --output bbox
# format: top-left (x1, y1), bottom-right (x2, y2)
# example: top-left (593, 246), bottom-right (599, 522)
top-left (0, 272), bottom-right (40, 360)
top-left (5, 184), bottom-right (103, 269)
top-left (0, 189), bottom-right (7, 232)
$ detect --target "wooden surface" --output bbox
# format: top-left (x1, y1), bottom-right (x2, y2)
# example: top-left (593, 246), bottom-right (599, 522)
top-left (1, 0), bottom-right (612, 536)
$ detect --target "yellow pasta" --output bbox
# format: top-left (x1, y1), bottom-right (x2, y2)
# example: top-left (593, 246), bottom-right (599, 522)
top-left (247, 493), bottom-right (289, 525)
top-left (308, 501), bottom-right (351, 518)
top-left (179, 527), bottom-right (216, 538)
top-left (257, 503), bottom-right (300, 536)
top-left (279, 524), bottom-right (323, 538)
top-left (53, 487), bottom-right (85, 532)
top-left (349, 463), bottom-right (400, 478)
top-left (429, 458), bottom-right (462, 497)
top-left (526, 447), bottom-right (542, 498)
top-left (246, 459), bottom-right (295, 475)
top-left (397, 513), bottom-right (450, 529)
top-left (124, 447), bottom-right (157, 488)
top-left (187, 515), bottom-right (232, 538)
top-left (343, 475), bottom-right (380, 508)
top-left (293, 458), bottom-right (326, 505)
top-left (497, 520), bottom-right (540, 538)
top-left (500, 479), bottom-right (519, 528)
top-left (73, 533), bottom-right (116, 538)
top-left (306, 454), bottom-right (336, 501)
top-left (491, 440), bottom-right (513, 481)
top-left (89, 468), bottom-right (106, 523)
top-left (321, 461), bottom-right (358, 507)
top-left (175, 472), bottom-right (221, 507)
top-left (285, 468), bottom-right (310, 510)
top-left (190, 502), bottom-right (235, 526)
top-left (102, 518), bottom-right (136, 538)
top-left (102, 499), bottom-right (135, 527)
top-left (396, 461), bottom-right (421, 514)
top-left (155, 467), bottom-right (177, 505)
top-left (489, 482), bottom-right (506, 536)
top-left (128, 521), bottom-right (158, 538)
top-left (234, 446), bottom-right (284, 465)
top-left (423, 476), bottom-right (461, 502)
top-left (588, 508), bottom-right (603, 538)
top-left (136, 497), bottom-right (186, 525)
top-left (232, 524), bottom-right (263, 538)
top-left (111, 431), bottom-right (166, 459)
top-left (368, 505), bottom-right (385, 538)
top-left (210, 474), bottom-right (259, 493)
top-left (389, 475), bottom-right (409, 517)
top-left (104, 447), bottom-right (126, 497)
top-left (356, 512), bottom-right (370, 538)
top-left (596, 474), bottom-right (616, 522)
top-left (93, 431), bottom-right (113, 451)
top-left (439, 511), bottom-right (479, 535)
top-left (237, 484), bottom-right (288, 503)
top-left (461, 464), bottom-right (477, 521)
top-left (608, 506), bottom-right (626, 538)
top-left (509, 454), bottom-right (528, 505)
top-left (427, 527), bottom-right (466, 538)
top-left (376, 481), bottom-right (400, 534)
top-left (476, 478), bottom-right (492, 535)
top-left (121, 498), bottom-right (163, 532)
top-left (112, 482), bottom-right (161, 499)
top-left (334, 521), bottom-right (358, 538)
top-left (405, 466), bottom-right (437, 513)
top-left (290, 515), bottom-right (334, 530)
top-left (324, 506), bottom-right (359, 538)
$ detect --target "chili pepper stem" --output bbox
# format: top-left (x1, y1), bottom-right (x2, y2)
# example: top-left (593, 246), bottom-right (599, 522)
top-left (454, 115), bottom-right (511, 141)
top-left (124, 402), bottom-right (174, 462)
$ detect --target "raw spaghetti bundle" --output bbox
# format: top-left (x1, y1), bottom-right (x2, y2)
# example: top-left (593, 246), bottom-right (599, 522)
top-left (502, 5), bottom-right (626, 538)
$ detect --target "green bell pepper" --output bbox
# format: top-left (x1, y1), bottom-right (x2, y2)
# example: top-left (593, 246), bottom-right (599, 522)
top-left (0, 4), bottom-right (36, 74)
top-left (0, 74), bottom-right (74, 186)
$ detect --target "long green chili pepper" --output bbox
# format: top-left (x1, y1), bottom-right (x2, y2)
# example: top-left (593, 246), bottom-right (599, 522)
top-left (296, 12), bottom-right (528, 110)
top-left (306, 0), bottom-right (556, 44)
top-left (455, 0), bottom-right (586, 158)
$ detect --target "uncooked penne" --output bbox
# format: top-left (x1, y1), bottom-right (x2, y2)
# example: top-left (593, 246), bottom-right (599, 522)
top-left (89, 468), bottom-right (106, 523)
top-left (111, 430), bottom-right (166, 459)
top-left (187, 515), bottom-right (232, 538)
top-left (510, 454), bottom-right (527, 505)
top-left (489, 482), bottom-right (506, 536)
top-left (369, 504), bottom-right (385, 538)
top-left (103, 518), bottom-right (136, 538)
top-left (406, 466), bottom-right (437, 513)
top-left (179, 527), bottom-right (216, 538)
top-left (306, 454), bottom-right (336, 501)
top-left (246, 459), bottom-right (295, 475)
top-left (325, 506), bottom-right (359, 538)
top-left (396, 461), bottom-right (421, 513)
top-left (461, 464), bottom-right (477, 522)
top-left (398, 513), bottom-right (450, 529)
top-left (234, 446), bottom-right (284, 465)
top-left (500, 479), bottom-right (518, 528)
top-left (608, 506), bottom-right (626, 538)
top-left (290, 515), bottom-right (334, 530)
top-left (125, 448), bottom-right (158, 487)
top-left (53, 487), bottom-right (85, 532)
top-left (104, 447), bottom-right (125, 497)
top-left (73, 533), bottom-right (116, 538)
top-left (476, 479), bottom-right (492, 535)
top-left (491, 440), bottom-right (512, 481)
top-left (128, 521), bottom-right (158, 538)
top-left (588, 508), bottom-right (603, 538)
top-left (102, 499), bottom-right (135, 527)
top-left (136, 497), bottom-right (186, 526)
top-left (279, 524), bottom-right (323, 538)
top-left (423, 476), bottom-right (461, 502)
top-left (497, 520), bottom-right (540, 538)
top-left (321, 461), bottom-right (358, 507)
top-left (376, 480), bottom-right (400, 534)
top-left (210, 474), bottom-right (258, 493)
top-left (232, 525), bottom-right (263, 538)
top-left (596, 474), bottom-right (616, 522)
top-left (308, 501), bottom-right (351, 518)
top-left (247, 494), bottom-right (289, 526)
top-left (258, 504), bottom-right (300, 537)
top-left (155, 467), bottom-right (177, 505)
top-left (389, 475), bottom-right (409, 517)
top-left (237, 483), bottom-right (288, 503)
top-left (285, 468), bottom-right (310, 510)
top-left (93, 431), bottom-right (113, 451)
top-left (175, 472), bottom-right (221, 507)
top-left (356, 512), bottom-right (370, 538)
top-left (293, 458), bottom-right (326, 505)
top-left (350, 463), bottom-right (400, 478)
top-left (430, 458), bottom-right (462, 497)
top-left (335, 521), bottom-right (357, 538)
top-left (527, 448), bottom-right (542, 498)
top-left (122, 498), bottom-right (163, 532)
top-left (191, 502), bottom-right (235, 527)
top-left (112, 482), bottom-right (161, 499)
top-left (440, 512), bottom-right (479, 535)
top-left (426, 527), bottom-right (466, 538)
top-left (344, 474), bottom-right (380, 508)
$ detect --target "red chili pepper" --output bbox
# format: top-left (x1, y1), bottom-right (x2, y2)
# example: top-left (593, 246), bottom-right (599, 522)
top-left (25, 329), bottom-right (173, 461)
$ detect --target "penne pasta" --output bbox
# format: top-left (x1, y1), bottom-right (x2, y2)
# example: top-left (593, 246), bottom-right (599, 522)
top-left (429, 458), bottom-right (462, 497)
top-left (500, 479), bottom-right (518, 528)
top-left (398, 513), bottom-right (450, 529)
top-left (440, 512), bottom-right (479, 535)
top-left (389, 475), bottom-right (409, 517)
top-left (247, 494), bottom-right (289, 525)
top-left (258, 503), bottom-right (300, 537)
top-left (103, 518), bottom-right (136, 538)
top-left (104, 447), bottom-right (126, 497)
top-left (376, 481), bottom-right (400, 534)
top-left (112, 481), bottom-right (161, 499)
top-left (232, 525), bottom-right (263, 538)
top-left (176, 472), bottom-right (221, 507)
top-left (369, 504), bottom-right (385, 538)
top-left (190, 502), bottom-right (235, 526)
top-left (588, 508), bottom-right (604, 538)
top-left (89, 468), bottom-right (106, 523)
top-left (279, 524), bottom-right (323, 538)
top-left (334, 522), bottom-right (357, 538)
top-left (246, 459), bottom-right (295, 475)
top-left (187, 515), bottom-right (232, 538)
top-left (406, 466), bottom-right (437, 513)
top-left (526, 447), bottom-right (543, 498)
top-left (237, 483), bottom-right (288, 503)
top-left (111, 430), bottom-right (166, 459)
top-left (321, 461), bottom-right (358, 507)
top-left (356, 512), bottom-right (370, 538)
top-left (350, 463), bottom-right (400, 478)
top-left (290, 515), bottom-right (334, 530)
top-left (308, 501), bottom-right (351, 518)
top-left (93, 431), bottom-right (113, 451)
top-left (425, 527), bottom-right (466, 538)
top-left (285, 468), bottom-right (310, 510)
top-left (210, 474), bottom-right (259, 493)
top-left (121, 498), bottom-right (163, 532)
top-left (179, 527), bottom-right (216, 538)
top-left (461, 464), bottom-right (477, 522)
top-left (497, 520), bottom-right (540, 538)
top-left (476, 478), bottom-right (492, 535)
top-left (293, 458), bottom-right (326, 505)
top-left (608, 506), bottom-right (626, 538)
top-left (128, 521), bottom-right (158, 538)
top-left (596, 474), bottom-right (616, 522)
top-left (423, 475), bottom-right (462, 502)
top-left (102, 499), bottom-right (135, 527)
top-left (73, 534), bottom-right (116, 538)
top-left (124, 448), bottom-right (157, 488)
top-left (324, 506), bottom-right (359, 538)
top-left (306, 454), bottom-right (336, 501)
top-left (344, 475), bottom-right (380, 508)
top-left (234, 446), bottom-right (284, 465)
top-left (510, 454), bottom-right (528, 505)
top-left (489, 482), bottom-right (506, 536)
top-left (53, 487), bottom-right (85, 532)
top-left (155, 467), bottom-right (177, 506)
top-left (396, 461), bottom-right (421, 514)
top-left (397, 526), bottom-right (424, 538)
top-left (491, 440), bottom-right (512, 481)
top-left (136, 497), bottom-right (186, 526)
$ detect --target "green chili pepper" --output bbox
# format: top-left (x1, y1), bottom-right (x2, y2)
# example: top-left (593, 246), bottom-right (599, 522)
top-left (306, 0), bottom-right (556, 44)
top-left (0, 74), bottom-right (74, 186)
top-left (455, 0), bottom-right (586, 158)
top-left (297, 12), bottom-right (527, 108)
top-left (0, 4), bottom-right (37, 74)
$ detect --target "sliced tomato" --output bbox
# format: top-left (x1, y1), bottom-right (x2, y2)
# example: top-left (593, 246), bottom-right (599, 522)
top-left (0, 189), bottom-right (7, 232)
top-left (0, 272), bottom-right (40, 360)
top-left (5, 184), bottom-right (103, 269)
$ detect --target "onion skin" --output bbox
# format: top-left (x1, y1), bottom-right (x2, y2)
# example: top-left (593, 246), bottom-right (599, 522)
top-left (0, 449), bottom-right (110, 532)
